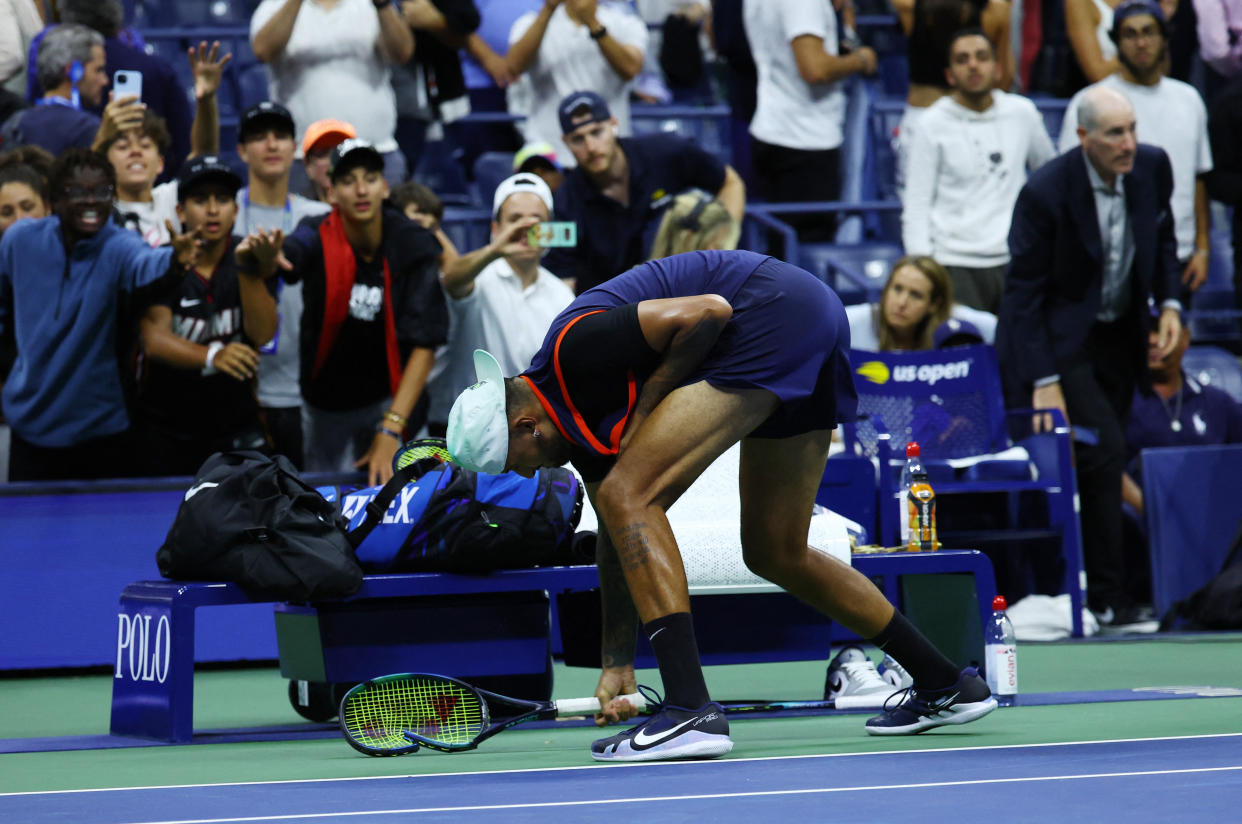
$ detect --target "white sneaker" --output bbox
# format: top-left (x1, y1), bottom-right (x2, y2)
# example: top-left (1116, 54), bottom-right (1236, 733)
top-left (878, 654), bottom-right (914, 690)
top-left (825, 646), bottom-right (897, 708)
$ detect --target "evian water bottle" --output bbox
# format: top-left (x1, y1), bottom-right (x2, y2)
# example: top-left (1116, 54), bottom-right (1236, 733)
top-left (985, 595), bottom-right (1017, 706)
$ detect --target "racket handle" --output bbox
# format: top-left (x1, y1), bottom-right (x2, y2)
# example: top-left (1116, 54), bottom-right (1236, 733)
top-left (555, 691), bottom-right (647, 716)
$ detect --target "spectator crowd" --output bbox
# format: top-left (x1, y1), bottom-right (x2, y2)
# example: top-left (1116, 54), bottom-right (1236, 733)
top-left (1, 0), bottom-right (1240, 631)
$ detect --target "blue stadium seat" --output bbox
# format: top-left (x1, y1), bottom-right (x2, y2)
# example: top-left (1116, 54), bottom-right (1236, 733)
top-left (800, 241), bottom-right (903, 304)
top-left (630, 108), bottom-right (730, 164)
top-left (867, 97), bottom-right (905, 203)
top-left (1031, 96), bottom-right (1069, 145)
top-left (234, 62), bottom-right (270, 114)
top-left (1187, 223), bottom-right (1240, 344)
top-left (472, 151), bottom-right (516, 209)
top-left (138, 0), bottom-right (252, 26)
top-left (1182, 345), bottom-right (1242, 404)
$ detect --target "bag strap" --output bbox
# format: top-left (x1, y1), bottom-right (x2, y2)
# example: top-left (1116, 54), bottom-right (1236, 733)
top-left (346, 460), bottom-right (435, 549)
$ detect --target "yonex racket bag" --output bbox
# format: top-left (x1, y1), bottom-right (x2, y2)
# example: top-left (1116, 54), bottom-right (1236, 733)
top-left (327, 463), bottom-right (585, 574)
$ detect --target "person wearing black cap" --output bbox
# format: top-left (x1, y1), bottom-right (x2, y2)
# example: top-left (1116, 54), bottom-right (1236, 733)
top-left (134, 156), bottom-right (281, 476)
top-left (1057, 0), bottom-right (1213, 305)
top-left (546, 90), bottom-right (746, 293)
top-left (277, 138), bottom-right (447, 484)
top-left (235, 100), bottom-right (332, 469)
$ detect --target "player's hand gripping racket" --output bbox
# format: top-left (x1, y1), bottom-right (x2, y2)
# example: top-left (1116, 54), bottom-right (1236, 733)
top-left (339, 673), bottom-right (647, 756)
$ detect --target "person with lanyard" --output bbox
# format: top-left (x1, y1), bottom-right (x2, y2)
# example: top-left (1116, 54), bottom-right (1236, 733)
top-left (134, 156), bottom-right (281, 476)
top-left (445, 248), bottom-right (998, 762)
top-left (234, 100), bottom-right (332, 469)
top-left (277, 138), bottom-right (447, 485)
top-left (2, 23), bottom-right (107, 156)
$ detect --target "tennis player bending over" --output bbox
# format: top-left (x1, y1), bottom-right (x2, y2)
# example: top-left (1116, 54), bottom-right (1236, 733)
top-left (447, 250), bottom-right (996, 761)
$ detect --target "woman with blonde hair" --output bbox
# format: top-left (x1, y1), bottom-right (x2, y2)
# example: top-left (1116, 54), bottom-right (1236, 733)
top-left (845, 254), bottom-right (996, 351)
top-left (647, 189), bottom-right (741, 261)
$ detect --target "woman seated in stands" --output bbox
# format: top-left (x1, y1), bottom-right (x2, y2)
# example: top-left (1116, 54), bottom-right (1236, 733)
top-left (845, 255), bottom-right (996, 351)
top-left (647, 190), bottom-right (740, 261)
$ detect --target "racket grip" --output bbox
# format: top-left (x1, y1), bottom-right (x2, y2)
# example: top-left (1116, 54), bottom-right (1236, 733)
top-left (555, 691), bottom-right (647, 716)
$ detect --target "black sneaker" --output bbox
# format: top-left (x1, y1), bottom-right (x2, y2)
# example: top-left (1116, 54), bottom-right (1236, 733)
top-left (865, 667), bottom-right (998, 735)
top-left (591, 702), bottom-right (733, 762)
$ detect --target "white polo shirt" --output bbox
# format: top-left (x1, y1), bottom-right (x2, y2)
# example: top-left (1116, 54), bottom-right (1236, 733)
top-left (427, 258), bottom-right (575, 424)
top-left (507, 3), bottom-right (648, 162)
top-left (744, 0), bottom-right (846, 151)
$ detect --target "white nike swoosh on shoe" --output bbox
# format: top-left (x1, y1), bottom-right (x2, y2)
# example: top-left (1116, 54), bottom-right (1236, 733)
top-left (632, 716), bottom-right (701, 748)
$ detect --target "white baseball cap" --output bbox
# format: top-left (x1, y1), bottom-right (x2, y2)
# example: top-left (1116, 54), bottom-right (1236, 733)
top-left (492, 173), bottom-right (554, 219)
top-left (446, 350), bottom-right (509, 474)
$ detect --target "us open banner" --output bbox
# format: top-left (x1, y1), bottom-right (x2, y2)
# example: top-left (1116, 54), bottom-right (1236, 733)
top-left (847, 344), bottom-right (1008, 459)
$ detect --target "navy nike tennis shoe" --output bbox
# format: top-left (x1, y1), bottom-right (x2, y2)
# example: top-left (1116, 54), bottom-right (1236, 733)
top-left (591, 702), bottom-right (733, 761)
top-left (865, 666), bottom-right (997, 735)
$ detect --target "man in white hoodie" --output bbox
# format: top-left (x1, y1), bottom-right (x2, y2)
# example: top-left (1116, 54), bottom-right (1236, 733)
top-left (902, 28), bottom-right (1055, 313)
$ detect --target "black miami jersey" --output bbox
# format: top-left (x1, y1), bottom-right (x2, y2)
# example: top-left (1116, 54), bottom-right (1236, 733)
top-left (138, 237), bottom-right (274, 441)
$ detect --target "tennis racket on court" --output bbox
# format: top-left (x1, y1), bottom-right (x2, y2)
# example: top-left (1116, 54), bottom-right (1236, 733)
top-left (339, 672), bottom-right (648, 756)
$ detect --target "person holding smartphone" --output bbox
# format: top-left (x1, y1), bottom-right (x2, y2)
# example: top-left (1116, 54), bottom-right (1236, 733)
top-left (424, 172), bottom-right (575, 437)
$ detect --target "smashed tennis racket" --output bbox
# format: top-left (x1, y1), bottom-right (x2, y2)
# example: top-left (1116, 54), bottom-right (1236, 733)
top-left (339, 672), bottom-right (648, 755)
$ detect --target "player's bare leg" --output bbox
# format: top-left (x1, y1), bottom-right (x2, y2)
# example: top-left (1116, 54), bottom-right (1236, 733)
top-left (737, 430), bottom-right (895, 637)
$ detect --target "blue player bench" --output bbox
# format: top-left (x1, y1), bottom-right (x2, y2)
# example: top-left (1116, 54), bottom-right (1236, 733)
top-left (110, 550), bottom-right (995, 743)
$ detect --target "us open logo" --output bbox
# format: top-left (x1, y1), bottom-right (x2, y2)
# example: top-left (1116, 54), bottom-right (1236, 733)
top-left (115, 613), bottom-right (171, 683)
top-left (857, 360), bottom-right (972, 387)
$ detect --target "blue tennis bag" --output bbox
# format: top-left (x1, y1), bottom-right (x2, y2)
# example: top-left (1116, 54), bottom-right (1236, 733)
top-left (320, 463), bottom-right (585, 574)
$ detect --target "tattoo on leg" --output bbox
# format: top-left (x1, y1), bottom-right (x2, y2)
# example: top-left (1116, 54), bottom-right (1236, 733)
top-left (615, 522), bottom-right (652, 570)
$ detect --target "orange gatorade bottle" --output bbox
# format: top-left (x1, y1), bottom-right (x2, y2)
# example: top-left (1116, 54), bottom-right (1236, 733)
top-left (904, 442), bottom-right (937, 551)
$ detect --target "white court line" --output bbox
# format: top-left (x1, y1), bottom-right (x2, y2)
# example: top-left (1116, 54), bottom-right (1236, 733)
top-left (3, 731), bottom-right (1241, 798)
top-left (117, 765), bottom-right (1242, 824)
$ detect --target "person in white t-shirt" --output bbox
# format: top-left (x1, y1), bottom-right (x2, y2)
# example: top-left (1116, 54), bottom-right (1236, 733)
top-left (902, 28), bottom-right (1055, 314)
top-left (1057, 0), bottom-right (1213, 302)
top-left (250, 0), bottom-right (414, 186)
top-left (98, 41), bottom-right (232, 247)
top-left (505, 0), bottom-right (648, 163)
top-left (232, 100), bottom-right (332, 469)
top-left (743, 0), bottom-right (876, 242)
top-left (426, 172), bottom-right (574, 430)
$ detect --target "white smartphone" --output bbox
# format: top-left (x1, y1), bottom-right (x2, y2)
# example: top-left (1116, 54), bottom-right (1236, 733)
top-left (112, 69), bottom-right (143, 102)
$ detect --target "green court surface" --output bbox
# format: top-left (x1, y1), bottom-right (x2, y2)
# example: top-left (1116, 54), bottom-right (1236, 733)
top-left (3, 634), bottom-right (1241, 795)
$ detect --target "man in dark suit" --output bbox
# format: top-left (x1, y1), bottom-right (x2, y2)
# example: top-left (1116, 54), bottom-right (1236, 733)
top-left (997, 85), bottom-right (1182, 631)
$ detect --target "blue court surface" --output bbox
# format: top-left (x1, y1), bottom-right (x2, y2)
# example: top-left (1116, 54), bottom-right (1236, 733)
top-left (4, 734), bottom-right (1239, 823)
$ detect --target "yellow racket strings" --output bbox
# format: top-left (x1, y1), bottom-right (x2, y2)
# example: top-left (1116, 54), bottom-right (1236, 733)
top-left (394, 441), bottom-right (452, 471)
top-left (342, 677), bottom-right (486, 750)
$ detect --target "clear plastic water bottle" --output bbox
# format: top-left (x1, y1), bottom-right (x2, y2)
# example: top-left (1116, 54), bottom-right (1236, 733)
top-left (904, 442), bottom-right (937, 551)
top-left (985, 595), bottom-right (1018, 706)
top-left (897, 441), bottom-right (918, 545)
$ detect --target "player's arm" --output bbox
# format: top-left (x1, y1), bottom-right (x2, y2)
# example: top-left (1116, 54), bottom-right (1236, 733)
top-left (586, 481), bottom-right (641, 726)
top-left (619, 295), bottom-right (732, 450)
